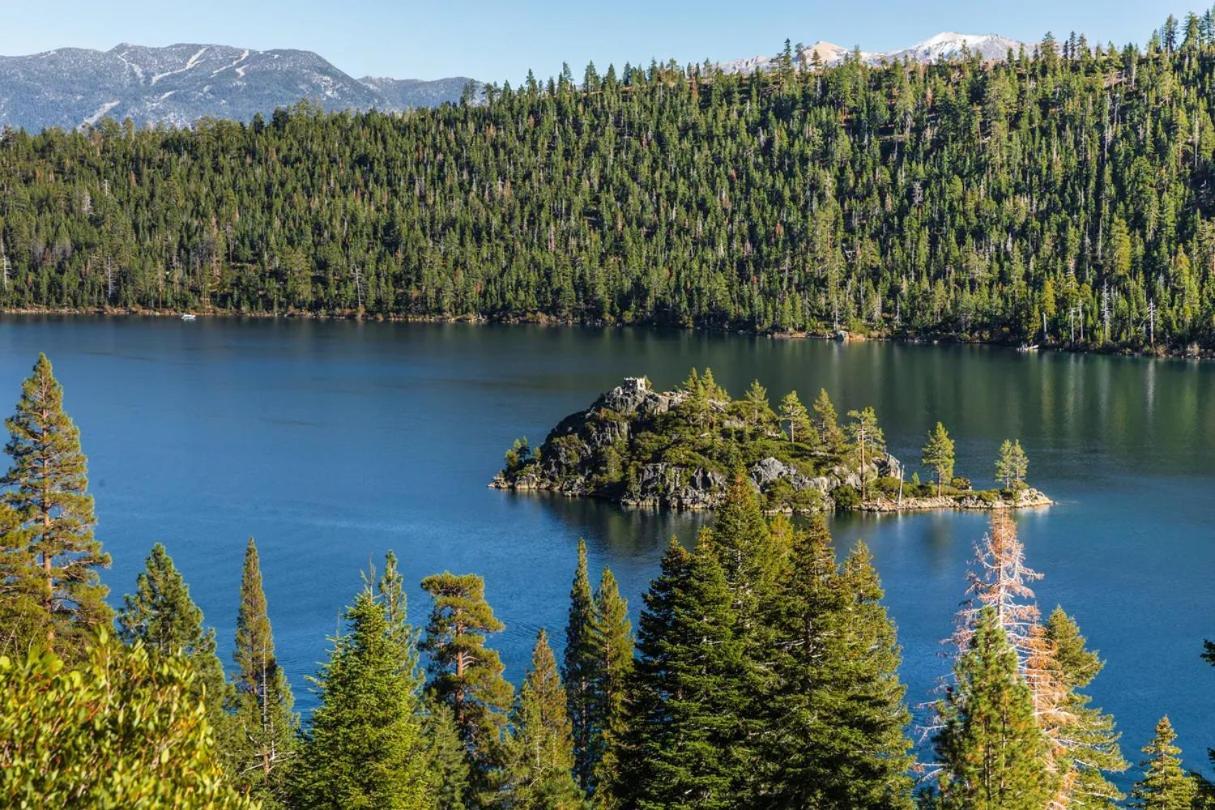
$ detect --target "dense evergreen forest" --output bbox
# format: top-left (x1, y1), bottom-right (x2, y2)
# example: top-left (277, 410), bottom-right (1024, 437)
top-left (1, 353), bottom-right (1213, 807)
top-left (4, 12), bottom-right (1215, 352)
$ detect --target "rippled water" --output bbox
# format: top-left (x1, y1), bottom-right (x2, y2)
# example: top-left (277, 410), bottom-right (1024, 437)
top-left (1, 316), bottom-right (1211, 777)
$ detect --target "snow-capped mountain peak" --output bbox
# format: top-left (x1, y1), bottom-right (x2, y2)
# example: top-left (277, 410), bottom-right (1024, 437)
top-left (719, 31), bottom-right (1026, 74)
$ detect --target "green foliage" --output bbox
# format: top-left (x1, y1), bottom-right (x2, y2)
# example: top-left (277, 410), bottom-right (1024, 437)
top-left (0, 635), bottom-right (257, 809)
top-left (425, 701), bottom-right (471, 810)
top-left (766, 517), bottom-right (913, 808)
top-left (293, 585), bottom-right (432, 809)
top-left (588, 567), bottom-right (633, 807)
top-left (922, 422), bottom-right (956, 495)
top-left (502, 630), bottom-right (583, 809)
top-left (420, 571), bottom-right (513, 805)
top-left (117, 542), bottom-right (233, 747)
top-left (231, 538), bottom-right (297, 807)
top-left (995, 439), bottom-right (1030, 490)
top-left (935, 607), bottom-right (1057, 809)
top-left (563, 540), bottom-right (597, 791)
top-left (6, 34), bottom-right (1215, 352)
top-left (778, 390), bottom-right (813, 445)
top-left (622, 536), bottom-right (750, 808)
top-left (847, 406), bottom-right (886, 499)
top-left (1, 353), bottom-right (110, 658)
top-left (1131, 717), bottom-right (1199, 809)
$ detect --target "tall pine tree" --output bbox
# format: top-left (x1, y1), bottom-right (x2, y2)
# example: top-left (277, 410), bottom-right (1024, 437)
top-left (1, 353), bottom-right (110, 656)
top-left (563, 539), bottom-right (597, 792)
top-left (934, 606), bottom-right (1056, 809)
top-left (293, 585), bottom-right (432, 809)
top-left (622, 536), bottom-right (749, 809)
top-left (1044, 607), bottom-right (1127, 808)
top-left (232, 537), bottom-right (297, 807)
top-left (420, 571), bottom-right (513, 807)
top-left (502, 629), bottom-right (582, 809)
top-left (589, 567), bottom-right (633, 806)
top-left (117, 543), bottom-right (232, 741)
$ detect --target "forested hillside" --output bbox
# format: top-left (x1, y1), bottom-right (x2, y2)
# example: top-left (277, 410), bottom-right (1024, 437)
top-left (2, 13), bottom-right (1215, 352)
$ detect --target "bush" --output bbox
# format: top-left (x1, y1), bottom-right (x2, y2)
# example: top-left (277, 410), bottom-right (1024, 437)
top-left (950, 476), bottom-right (972, 491)
top-left (832, 485), bottom-right (861, 511)
top-left (0, 635), bottom-right (254, 808)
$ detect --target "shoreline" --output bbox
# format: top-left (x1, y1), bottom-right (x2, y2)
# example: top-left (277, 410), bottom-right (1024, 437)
top-left (2, 306), bottom-right (1208, 361)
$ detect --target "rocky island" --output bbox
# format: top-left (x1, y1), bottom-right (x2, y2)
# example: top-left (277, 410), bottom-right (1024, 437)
top-left (492, 371), bottom-right (1052, 514)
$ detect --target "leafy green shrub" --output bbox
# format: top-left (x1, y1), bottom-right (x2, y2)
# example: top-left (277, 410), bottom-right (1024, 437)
top-left (832, 485), bottom-right (861, 511)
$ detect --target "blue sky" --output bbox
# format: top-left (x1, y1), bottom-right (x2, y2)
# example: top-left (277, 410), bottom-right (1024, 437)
top-left (0, 1), bottom-right (1201, 82)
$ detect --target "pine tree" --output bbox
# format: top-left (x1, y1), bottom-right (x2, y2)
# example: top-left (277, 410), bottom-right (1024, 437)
top-left (623, 536), bottom-right (749, 809)
top-left (846, 406), bottom-right (885, 500)
top-left (502, 630), bottom-right (582, 809)
top-left (742, 380), bottom-right (776, 432)
top-left (420, 571), bottom-right (513, 806)
top-left (1130, 717), bottom-right (1198, 810)
top-left (995, 439), bottom-right (1029, 490)
top-left (812, 388), bottom-right (847, 455)
top-left (426, 700), bottom-right (471, 810)
top-left (778, 390), bottom-right (813, 444)
top-left (563, 539), bottom-right (597, 791)
top-left (232, 537), bottom-right (297, 806)
top-left (1044, 607), bottom-right (1127, 808)
top-left (293, 586), bottom-right (432, 810)
top-left (935, 607), bottom-right (1056, 809)
top-left (117, 543), bottom-right (231, 740)
top-left (589, 567), bottom-right (633, 806)
top-left (767, 518), bottom-right (913, 808)
top-left (921, 422), bottom-right (956, 495)
top-left (0, 501), bottom-right (41, 657)
top-left (1, 353), bottom-right (110, 656)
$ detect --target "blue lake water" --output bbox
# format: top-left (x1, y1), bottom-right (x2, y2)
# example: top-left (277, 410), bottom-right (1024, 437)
top-left (0, 316), bottom-right (1211, 779)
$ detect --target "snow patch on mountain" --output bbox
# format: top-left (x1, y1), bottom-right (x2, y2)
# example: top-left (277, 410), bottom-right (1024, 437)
top-left (720, 31), bottom-right (1025, 74)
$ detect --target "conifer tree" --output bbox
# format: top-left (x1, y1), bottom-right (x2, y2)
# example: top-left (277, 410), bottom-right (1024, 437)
top-left (921, 422), bottom-right (956, 495)
top-left (778, 390), bottom-right (813, 444)
top-left (1, 353), bottom-right (110, 656)
top-left (0, 501), bottom-right (41, 656)
top-left (1044, 607), bottom-right (1127, 807)
top-left (846, 406), bottom-right (885, 500)
top-left (420, 571), bottom-right (514, 805)
top-left (995, 439), bottom-right (1029, 490)
top-left (117, 543), bottom-right (231, 739)
top-left (232, 537), bottom-right (297, 806)
top-left (623, 536), bottom-right (749, 809)
top-left (426, 700), bottom-right (471, 810)
top-left (589, 567), bottom-right (633, 805)
top-left (812, 388), bottom-right (847, 455)
top-left (563, 539), bottom-right (597, 791)
top-left (741, 380), bottom-right (775, 432)
top-left (502, 630), bottom-right (582, 809)
top-left (934, 607), bottom-right (1056, 809)
top-left (767, 518), bottom-right (913, 808)
top-left (293, 586), bottom-right (432, 810)
top-left (1130, 717), bottom-right (1198, 810)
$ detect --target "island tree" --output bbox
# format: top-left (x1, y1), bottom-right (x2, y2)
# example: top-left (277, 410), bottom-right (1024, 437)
top-left (1, 354), bottom-right (110, 657)
top-left (778, 390), bottom-right (813, 445)
top-left (847, 406), bottom-right (886, 500)
top-left (995, 439), bottom-right (1029, 490)
top-left (922, 422), bottom-right (956, 495)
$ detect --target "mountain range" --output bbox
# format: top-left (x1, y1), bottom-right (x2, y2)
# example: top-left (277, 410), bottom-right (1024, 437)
top-left (0, 43), bottom-right (476, 131)
top-left (718, 32), bottom-right (1025, 74)
top-left (0, 33), bottom-right (1024, 133)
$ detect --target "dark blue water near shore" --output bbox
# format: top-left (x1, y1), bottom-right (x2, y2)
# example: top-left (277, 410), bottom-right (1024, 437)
top-left (1, 316), bottom-right (1212, 779)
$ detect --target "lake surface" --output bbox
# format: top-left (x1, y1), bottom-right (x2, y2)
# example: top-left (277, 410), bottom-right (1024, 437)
top-left (0, 316), bottom-right (1212, 779)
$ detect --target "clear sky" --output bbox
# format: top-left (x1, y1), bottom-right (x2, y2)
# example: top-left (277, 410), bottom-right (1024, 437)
top-left (0, 1), bottom-right (1202, 82)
